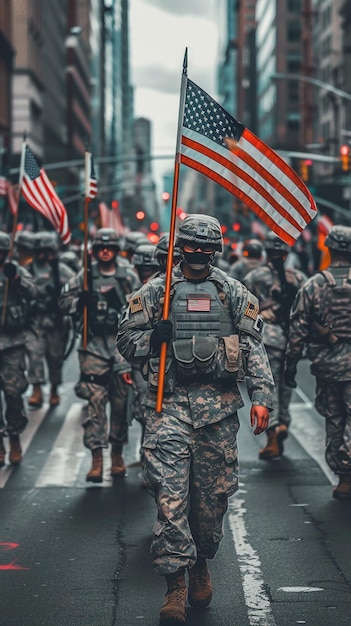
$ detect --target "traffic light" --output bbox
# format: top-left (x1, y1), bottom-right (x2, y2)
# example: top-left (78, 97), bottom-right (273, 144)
top-left (298, 159), bottom-right (312, 182)
top-left (340, 145), bottom-right (350, 172)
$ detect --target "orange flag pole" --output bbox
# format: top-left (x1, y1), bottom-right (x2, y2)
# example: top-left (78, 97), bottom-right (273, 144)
top-left (82, 148), bottom-right (91, 350)
top-left (156, 49), bottom-right (188, 414)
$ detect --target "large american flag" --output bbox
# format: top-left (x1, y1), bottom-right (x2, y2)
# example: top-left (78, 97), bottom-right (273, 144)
top-left (85, 151), bottom-right (98, 200)
top-left (20, 144), bottom-right (71, 244)
top-left (180, 79), bottom-right (317, 245)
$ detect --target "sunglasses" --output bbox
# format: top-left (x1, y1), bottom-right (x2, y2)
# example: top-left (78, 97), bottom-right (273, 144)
top-left (183, 244), bottom-right (215, 253)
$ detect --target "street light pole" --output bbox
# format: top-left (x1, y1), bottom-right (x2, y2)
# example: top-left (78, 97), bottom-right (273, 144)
top-left (271, 72), bottom-right (351, 102)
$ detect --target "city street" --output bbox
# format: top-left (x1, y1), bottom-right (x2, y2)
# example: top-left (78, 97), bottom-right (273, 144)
top-left (0, 355), bottom-right (350, 626)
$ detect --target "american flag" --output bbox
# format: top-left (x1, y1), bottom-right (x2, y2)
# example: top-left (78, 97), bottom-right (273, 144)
top-left (0, 176), bottom-right (7, 196)
top-left (180, 79), bottom-right (317, 245)
top-left (85, 151), bottom-right (98, 200)
top-left (20, 143), bottom-right (71, 244)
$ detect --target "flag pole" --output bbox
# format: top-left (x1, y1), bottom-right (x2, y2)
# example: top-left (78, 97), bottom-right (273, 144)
top-left (1, 136), bottom-right (25, 327)
top-left (156, 48), bottom-right (188, 414)
top-left (82, 148), bottom-right (90, 350)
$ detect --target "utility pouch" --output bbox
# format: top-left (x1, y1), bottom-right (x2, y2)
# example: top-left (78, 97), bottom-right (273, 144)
top-left (4, 304), bottom-right (27, 331)
top-left (214, 334), bottom-right (248, 382)
top-left (173, 336), bottom-right (218, 378)
top-left (147, 357), bottom-right (176, 395)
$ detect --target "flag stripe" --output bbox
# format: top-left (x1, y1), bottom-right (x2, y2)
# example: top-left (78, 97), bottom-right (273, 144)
top-left (181, 132), bottom-right (303, 234)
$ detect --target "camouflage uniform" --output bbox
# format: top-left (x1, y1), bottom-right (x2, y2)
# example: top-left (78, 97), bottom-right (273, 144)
top-left (29, 233), bottom-right (75, 403)
top-left (58, 248), bottom-right (139, 452)
top-left (286, 225), bottom-right (351, 490)
top-left (117, 262), bottom-right (273, 575)
top-left (228, 239), bottom-right (263, 282)
top-left (245, 245), bottom-right (307, 430)
top-left (0, 238), bottom-right (38, 440)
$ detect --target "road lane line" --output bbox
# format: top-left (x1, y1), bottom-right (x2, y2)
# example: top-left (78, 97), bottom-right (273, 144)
top-left (228, 496), bottom-right (277, 626)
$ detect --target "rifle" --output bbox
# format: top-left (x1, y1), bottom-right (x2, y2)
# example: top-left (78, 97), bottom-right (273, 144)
top-left (270, 256), bottom-right (298, 334)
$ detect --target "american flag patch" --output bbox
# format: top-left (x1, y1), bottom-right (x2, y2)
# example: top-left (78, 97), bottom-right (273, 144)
top-left (187, 294), bottom-right (211, 312)
top-left (244, 302), bottom-right (259, 320)
top-left (130, 295), bottom-right (143, 313)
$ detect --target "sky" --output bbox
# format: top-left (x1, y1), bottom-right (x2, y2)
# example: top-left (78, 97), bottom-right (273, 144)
top-left (129, 0), bottom-right (223, 193)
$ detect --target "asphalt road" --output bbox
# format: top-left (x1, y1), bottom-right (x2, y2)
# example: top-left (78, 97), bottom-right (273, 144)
top-left (0, 356), bottom-right (351, 626)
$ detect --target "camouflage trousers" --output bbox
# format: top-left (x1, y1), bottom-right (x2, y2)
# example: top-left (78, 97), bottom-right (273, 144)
top-left (315, 379), bottom-right (351, 475)
top-left (75, 351), bottom-right (129, 450)
top-left (266, 346), bottom-right (293, 429)
top-left (25, 326), bottom-right (69, 386)
top-left (0, 346), bottom-right (28, 436)
top-left (142, 411), bottom-right (239, 576)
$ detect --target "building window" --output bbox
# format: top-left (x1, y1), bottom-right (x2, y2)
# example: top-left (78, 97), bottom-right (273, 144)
top-left (287, 21), bottom-right (301, 42)
top-left (287, 0), bottom-right (301, 13)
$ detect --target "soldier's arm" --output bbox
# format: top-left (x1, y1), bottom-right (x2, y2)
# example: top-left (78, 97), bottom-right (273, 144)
top-left (58, 270), bottom-right (84, 316)
top-left (16, 265), bottom-right (38, 300)
top-left (286, 280), bottom-right (314, 363)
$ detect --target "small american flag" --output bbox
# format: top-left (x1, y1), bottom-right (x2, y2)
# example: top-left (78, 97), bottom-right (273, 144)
top-left (179, 78), bottom-right (317, 245)
top-left (85, 151), bottom-right (98, 200)
top-left (20, 143), bottom-right (71, 244)
top-left (0, 176), bottom-right (7, 196)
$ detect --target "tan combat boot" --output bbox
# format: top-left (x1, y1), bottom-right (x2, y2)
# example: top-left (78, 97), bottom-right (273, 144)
top-left (159, 568), bottom-right (187, 625)
top-left (28, 384), bottom-right (43, 408)
top-left (9, 435), bottom-right (22, 465)
top-left (0, 437), bottom-right (6, 467)
top-left (333, 475), bottom-right (351, 501)
top-left (49, 385), bottom-right (60, 407)
top-left (86, 448), bottom-right (103, 483)
top-left (188, 558), bottom-right (213, 608)
top-left (259, 424), bottom-right (288, 460)
top-left (110, 444), bottom-right (126, 478)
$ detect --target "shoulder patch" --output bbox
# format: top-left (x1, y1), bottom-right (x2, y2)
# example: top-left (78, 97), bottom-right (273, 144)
top-left (244, 301), bottom-right (259, 320)
top-left (130, 295), bottom-right (143, 314)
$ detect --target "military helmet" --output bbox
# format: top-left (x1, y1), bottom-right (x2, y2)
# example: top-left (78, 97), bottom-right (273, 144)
top-left (175, 214), bottom-right (223, 252)
top-left (0, 232), bottom-right (11, 251)
top-left (92, 228), bottom-right (120, 251)
top-left (325, 225), bottom-right (351, 252)
top-left (132, 243), bottom-right (159, 268)
top-left (15, 231), bottom-right (36, 250)
top-left (242, 238), bottom-right (263, 258)
top-left (155, 233), bottom-right (182, 262)
top-left (35, 231), bottom-right (59, 252)
top-left (264, 231), bottom-right (290, 254)
top-left (123, 231), bottom-right (149, 254)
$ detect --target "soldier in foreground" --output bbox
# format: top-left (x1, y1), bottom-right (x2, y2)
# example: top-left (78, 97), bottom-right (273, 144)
top-left (285, 225), bottom-right (351, 501)
top-left (0, 232), bottom-right (37, 466)
top-left (117, 214), bottom-right (273, 625)
top-left (245, 232), bottom-right (307, 460)
top-left (59, 228), bottom-right (138, 483)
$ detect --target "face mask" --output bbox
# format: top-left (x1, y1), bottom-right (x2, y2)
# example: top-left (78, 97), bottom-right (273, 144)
top-left (183, 251), bottom-right (213, 270)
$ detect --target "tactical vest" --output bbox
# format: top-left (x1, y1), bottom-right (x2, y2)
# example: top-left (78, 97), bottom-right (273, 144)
top-left (167, 280), bottom-right (242, 381)
top-left (318, 267), bottom-right (351, 341)
top-left (89, 263), bottom-right (131, 333)
top-left (32, 262), bottom-right (56, 314)
top-left (0, 272), bottom-right (28, 331)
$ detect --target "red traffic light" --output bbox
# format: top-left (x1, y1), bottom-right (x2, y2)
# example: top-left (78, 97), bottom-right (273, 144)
top-left (340, 145), bottom-right (350, 156)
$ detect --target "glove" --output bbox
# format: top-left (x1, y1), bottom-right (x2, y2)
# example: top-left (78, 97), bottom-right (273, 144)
top-left (3, 262), bottom-right (18, 280)
top-left (76, 291), bottom-right (97, 312)
top-left (150, 320), bottom-right (173, 351)
top-left (284, 365), bottom-right (297, 388)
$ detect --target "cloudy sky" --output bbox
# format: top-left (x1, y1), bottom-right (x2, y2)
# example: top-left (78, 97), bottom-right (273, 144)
top-left (129, 0), bottom-right (224, 192)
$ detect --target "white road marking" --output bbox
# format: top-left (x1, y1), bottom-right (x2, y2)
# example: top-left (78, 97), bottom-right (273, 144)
top-left (277, 587), bottom-right (324, 593)
top-left (228, 496), bottom-right (277, 626)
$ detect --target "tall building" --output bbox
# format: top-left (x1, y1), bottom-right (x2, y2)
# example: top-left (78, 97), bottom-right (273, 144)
top-left (0, 0), bottom-right (14, 156)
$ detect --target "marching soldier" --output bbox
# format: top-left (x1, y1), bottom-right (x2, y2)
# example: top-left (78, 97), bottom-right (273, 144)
top-left (285, 225), bottom-right (351, 500)
top-left (58, 228), bottom-right (139, 483)
top-left (117, 214), bottom-right (273, 625)
top-left (154, 233), bottom-right (182, 274)
top-left (27, 231), bottom-right (75, 407)
top-left (0, 232), bottom-right (37, 466)
top-left (244, 232), bottom-right (307, 460)
top-left (228, 238), bottom-right (263, 282)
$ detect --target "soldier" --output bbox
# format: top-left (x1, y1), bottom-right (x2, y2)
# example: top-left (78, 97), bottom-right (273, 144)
top-left (13, 231), bottom-right (35, 268)
top-left (26, 231), bottom-right (75, 408)
top-left (132, 242), bottom-right (159, 284)
top-left (58, 228), bottom-right (139, 483)
top-left (120, 230), bottom-right (149, 264)
top-left (0, 232), bottom-right (37, 466)
top-left (228, 238), bottom-right (263, 282)
top-left (285, 225), bottom-right (351, 501)
top-left (244, 232), bottom-right (307, 460)
top-left (117, 214), bottom-right (273, 625)
top-left (155, 233), bottom-right (182, 274)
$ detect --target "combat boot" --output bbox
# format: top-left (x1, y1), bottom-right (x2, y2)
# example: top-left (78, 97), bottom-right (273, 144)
top-left (110, 444), bottom-right (126, 478)
top-left (49, 385), bottom-right (60, 407)
top-left (188, 558), bottom-right (213, 608)
top-left (0, 437), bottom-right (5, 467)
top-left (159, 568), bottom-right (187, 625)
top-left (333, 475), bottom-right (351, 501)
top-left (259, 424), bottom-right (288, 460)
top-left (86, 448), bottom-right (103, 483)
top-left (28, 385), bottom-right (43, 408)
top-left (9, 435), bottom-right (22, 465)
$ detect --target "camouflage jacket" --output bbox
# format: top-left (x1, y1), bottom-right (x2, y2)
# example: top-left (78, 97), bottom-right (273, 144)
top-left (228, 257), bottom-right (263, 282)
top-left (0, 263), bottom-right (38, 350)
top-left (244, 263), bottom-right (307, 350)
top-left (286, 263), bottom-right (351, 381)
top-left (116, 264), bottom-right (274, 428)
top-left (59, 261), bottom-right (139, 372)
